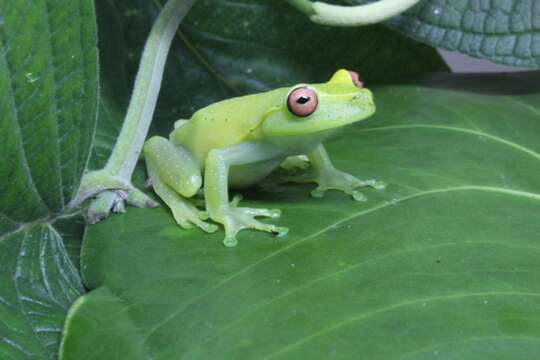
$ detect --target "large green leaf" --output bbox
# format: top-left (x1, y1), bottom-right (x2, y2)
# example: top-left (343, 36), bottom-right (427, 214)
top-left (90, 0), bottom-right (447, 167)
top-left (60, 73), bottom-right (540, 359)
top-left (0, 219), bottom-right (85, 360)
top-left (349, 0), bottom-right (540, 68)
top-left (0, 0), bottom-right (98, 358)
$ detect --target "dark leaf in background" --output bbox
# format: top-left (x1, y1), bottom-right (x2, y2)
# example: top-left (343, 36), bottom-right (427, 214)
top-left (349, 0), bottom-right (540, 68)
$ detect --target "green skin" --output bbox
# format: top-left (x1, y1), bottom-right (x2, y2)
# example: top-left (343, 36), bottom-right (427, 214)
top-left (143, 69), bottom-right (383, 247)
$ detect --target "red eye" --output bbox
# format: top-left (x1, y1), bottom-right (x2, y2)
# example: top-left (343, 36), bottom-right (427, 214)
top-left (287, 87), bottom-right (318, 117)
top-left (349, 70), bottom-right (364, 88)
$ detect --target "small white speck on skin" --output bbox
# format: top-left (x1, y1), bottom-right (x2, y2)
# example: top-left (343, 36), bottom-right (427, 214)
top-left (483, 299), bottom-right (488, 304)
top-left (433, 7), bottom-right (441, 15)
top-left (245, 67), bottom-right (253, 74)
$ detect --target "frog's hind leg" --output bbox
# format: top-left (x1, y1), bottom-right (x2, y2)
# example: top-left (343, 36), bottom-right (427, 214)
top-left (144, 136), bottom-right (217, 233)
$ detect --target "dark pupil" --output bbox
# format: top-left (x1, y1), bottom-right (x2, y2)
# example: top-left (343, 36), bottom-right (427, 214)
top-left (296, 96), bottom-right (310, 105)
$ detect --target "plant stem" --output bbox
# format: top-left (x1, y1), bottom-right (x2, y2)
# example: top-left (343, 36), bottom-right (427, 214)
top-left (286, 0), bottom-right (315, 15)
top-left (106, 0), bottom-right (196, 178)
top-left (72, 0), bottom-right (195, 207)
top-left (287, 0), bottom-right (421, 26)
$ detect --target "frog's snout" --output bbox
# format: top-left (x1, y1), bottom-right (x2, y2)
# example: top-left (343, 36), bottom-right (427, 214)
top-left (351, 88), bottom-right (373, 103)
top-left (350, 88), bottom-right (375, 115)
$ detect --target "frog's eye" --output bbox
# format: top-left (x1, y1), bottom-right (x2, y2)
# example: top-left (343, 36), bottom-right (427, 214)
top-left (287, 87), bottom-right (318, 117)
top-left (348, 70), bottom-right (364, 88)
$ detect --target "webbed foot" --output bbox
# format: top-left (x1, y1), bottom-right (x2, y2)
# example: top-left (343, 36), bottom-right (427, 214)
top-left (281, 169), bottom-right (385, 201)
top-left (167, 194), bottom-right (218, 233)
top-left (147, 174), bottom-right (217, 234)
top-left (221, 195), bottom-right (288, 247)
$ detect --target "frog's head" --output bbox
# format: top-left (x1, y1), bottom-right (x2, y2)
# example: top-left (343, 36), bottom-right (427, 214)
top-left (261, 69), bottom-right (375, 139)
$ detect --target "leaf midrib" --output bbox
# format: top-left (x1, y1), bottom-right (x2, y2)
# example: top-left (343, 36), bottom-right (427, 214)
top-left (0, 211), bottom-right (81, 243)
top-left (42, 0), bottom-right (65, 207)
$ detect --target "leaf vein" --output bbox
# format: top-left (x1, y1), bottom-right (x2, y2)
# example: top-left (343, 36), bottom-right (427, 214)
top-left (261, 291), bottom-right (540, 360)
top-left (142, 186), bottom-right (540, 344)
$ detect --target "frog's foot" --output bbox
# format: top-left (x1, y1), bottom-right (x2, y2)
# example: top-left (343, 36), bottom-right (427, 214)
top-left (279, 155), bottom-right (310, 174)
top-left (220, 195), bottom-right (288, 247)
top-left (166, 192), bottom-right (218, 233)
top-left (151, 179), bottom-right (218, 234)
top-left (281, 169), bottom-right (386, 201)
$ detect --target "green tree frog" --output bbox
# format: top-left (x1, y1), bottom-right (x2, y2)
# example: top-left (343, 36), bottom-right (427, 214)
top-left (143, 69), bottom-right (384, 247)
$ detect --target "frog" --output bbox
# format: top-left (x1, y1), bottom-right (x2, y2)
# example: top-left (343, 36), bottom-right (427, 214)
top-left (143, 69), bottom-right (384, 247)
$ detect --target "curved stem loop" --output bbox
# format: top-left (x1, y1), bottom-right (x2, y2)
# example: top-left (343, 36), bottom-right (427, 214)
top-left (288, 0), bottom-right (421, 26)
top-left (72, 0), bottom-right (195, 208)
top-left (106, 0), bottom-right (196, 178)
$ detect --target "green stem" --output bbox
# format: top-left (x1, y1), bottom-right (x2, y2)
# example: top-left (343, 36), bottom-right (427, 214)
top-left (286, 0), bottom-right (315, 16)
top-left (72, 0), bottom-right (195, 207)
top-left (288, 0), bottom-right (421, 26)
top-left (106, 0), bottom-right (196, 178)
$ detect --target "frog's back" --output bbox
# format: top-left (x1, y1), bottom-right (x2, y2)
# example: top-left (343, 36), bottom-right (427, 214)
top-left (170, 90), bottom-right (281, 161)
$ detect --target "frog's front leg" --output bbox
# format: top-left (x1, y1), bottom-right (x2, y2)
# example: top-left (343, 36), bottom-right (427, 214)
top-left (205, 142), bottom-right (289, 247)
top-left (283, 144), bottom-right (385, 201)
top-left (144, 136), bottom-right (217, 233)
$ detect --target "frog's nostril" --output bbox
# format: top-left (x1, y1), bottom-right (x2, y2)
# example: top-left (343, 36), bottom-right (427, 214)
top-left (348, 70), bottom-right (364, 88)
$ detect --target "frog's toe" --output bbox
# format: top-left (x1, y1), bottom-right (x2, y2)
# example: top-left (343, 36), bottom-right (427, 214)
top-left (223, 234), bottom-right (238, 248)
top-left (198, 210), bottom-right (210, 221)
top-left (311, 181), bottom-right (368, 201)
top-left (199, 221), bottom-right (219, 234)
top-left (173, 216), bottom-right (193, 230)
top-left (162, 195), bottom-right (217, 233)
top-left (311, 185), bottom-right (327, 198)
top-left (173, 213), bottom-right (218, 233)
top-left (244, 207), bottom-right (281, 219)
top-left (351, 190), bottom-right (368, 202)
top-left (373, 180), bottom-right (387, 190)
top-left (358, 178), bottom-right (386, 190)
top-left (220, 207), bottom-right (287, 247)
top-left (230, 194), bottom-right (243, 207)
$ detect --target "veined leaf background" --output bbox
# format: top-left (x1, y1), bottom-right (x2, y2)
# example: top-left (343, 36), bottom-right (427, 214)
top-left (1, 0), bottom-right (540, 359)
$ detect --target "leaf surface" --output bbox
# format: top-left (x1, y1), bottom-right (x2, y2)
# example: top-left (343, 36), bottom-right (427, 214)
top-left (60, 73), bottom-right (540, 359)
top-left (0, 0), bottom-right (98, 358)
